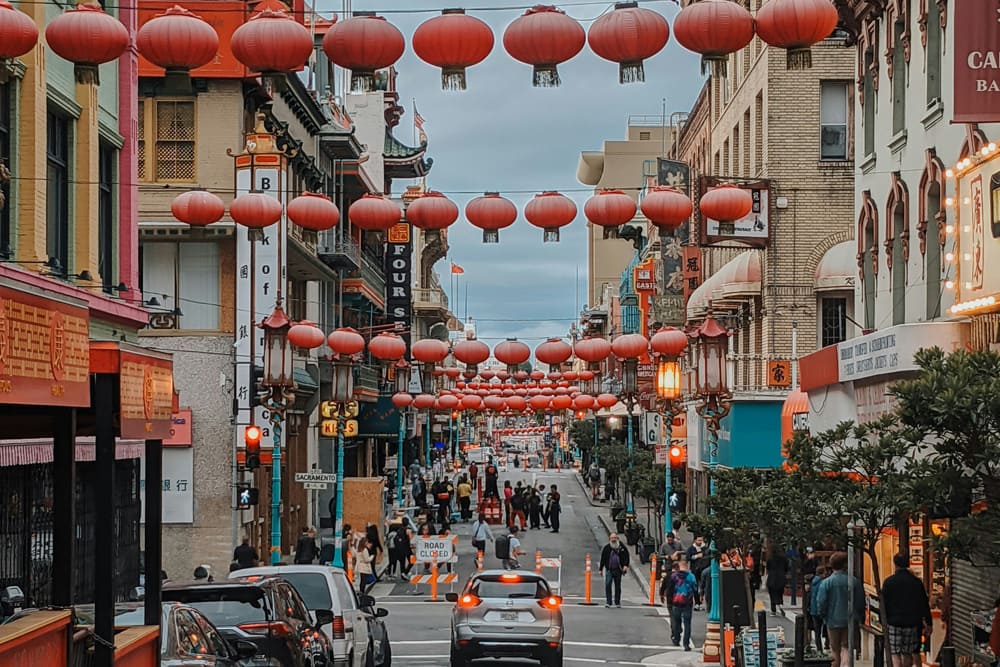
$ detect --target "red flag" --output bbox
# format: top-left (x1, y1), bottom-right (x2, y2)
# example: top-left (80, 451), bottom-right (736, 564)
top-left (451, 262), bottom-right (464, 274)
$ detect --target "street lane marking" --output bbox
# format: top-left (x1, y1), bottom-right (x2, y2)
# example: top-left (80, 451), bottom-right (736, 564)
top-left (390, 639), bottom-right (686, 651)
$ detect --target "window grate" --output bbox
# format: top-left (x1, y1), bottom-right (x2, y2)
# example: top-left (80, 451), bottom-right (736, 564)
top-left (154, 101), bottom-right (195, 181)
top-left (821, 297), bottom-right (848, 348)
top-left (137, 100), bottom-right (145, 180)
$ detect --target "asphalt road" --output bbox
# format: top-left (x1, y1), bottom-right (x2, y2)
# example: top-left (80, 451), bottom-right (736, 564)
top-left (367, 468), bottom-right (718, 666)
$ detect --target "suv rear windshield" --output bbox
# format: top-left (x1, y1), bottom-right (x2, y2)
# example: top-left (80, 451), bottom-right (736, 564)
top-left (470, 577), bottom-right (550, 599)
top-left (276, 573), bottom-right (333, 610)
top-left (162, 588), bottom-right (271, 626)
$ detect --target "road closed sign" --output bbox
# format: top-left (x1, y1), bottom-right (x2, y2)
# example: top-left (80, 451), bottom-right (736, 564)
top-left (415, 537), bottom-right (455, 563)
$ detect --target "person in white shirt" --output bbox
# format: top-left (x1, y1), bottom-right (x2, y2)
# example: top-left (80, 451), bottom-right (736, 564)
top-left (471, 512), bottom-right (494, 557)
top-left (504, 525), bottom-right (525, 570)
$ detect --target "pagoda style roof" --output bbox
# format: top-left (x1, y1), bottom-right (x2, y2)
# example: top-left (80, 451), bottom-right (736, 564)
top-left (384, 129), bottom-right (433, 180)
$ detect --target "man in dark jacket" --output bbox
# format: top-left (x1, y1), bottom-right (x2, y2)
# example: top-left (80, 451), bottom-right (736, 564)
top-left (294, 527), bottom-right (318, 564)
top-left (599, 533), bottom-right (630, 608)
top-left (882, 553), bottom-right (932, 667)
top-left (484, 459), bottom-right (500, 499)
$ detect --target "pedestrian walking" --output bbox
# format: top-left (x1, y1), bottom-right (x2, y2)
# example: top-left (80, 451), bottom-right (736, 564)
top-left (294, 527), bottom-right (318, 564)
top-left (503, 525), bottom-right (525, 570)
top-left (882, 553), bottom-right (932, 667)
top-left (471, 512), bottom-right (494, 557)
top-left (509, 486), bottom-right (527, 529)
top-left (686, 536), bottom-right (710, 588)
top-left (385, 524), bottom-right (407, 579)
top-left (528, 486), bottom-right (542, 529)
top-left (233, 538), bottom-right (259, 570)
top-left (700, 564), bottom-right (712, 614)
top-left (599, 532), bottom-right (630, 608)
top-left (810, 566), bottom-right (830, 650)
top-left (548, 484), bottom-right (561, 533)
top-left (355, 537), bottom-right (375, 595)
top-left (666, 556), bottom-right (700, 650)
top-left (816, 551), bottom-right (865, 667)
top-left (539, 483), bottom-right (551, 527)
top-left (365, 524), bottom-right (383, 567)
top-left (802, 547), bottom-right (819, 632)
top-left (484, 459), bottom-right (500, 499)
top-left (588, 463), bottom-right (602, 501)
top-left (457, 475), bottom-right (473, 521)
top-left (659, 532), bottom-right (685, 561)
top-left (766, 546), bottom-right (790, 615)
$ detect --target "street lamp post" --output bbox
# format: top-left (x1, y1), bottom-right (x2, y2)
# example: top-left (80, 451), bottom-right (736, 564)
top-left (621, 357), bottom-right (639, 514)
top-left (691, 315), bottom-right (732, 664)
top-left (260, 302), bottom-right (295, 566)
top-left (329, 349), bottom-right (356, 569)
top-left (651, 325), bottom-right (688, 537)
top-left (394, 361), bottom-right (411, 509)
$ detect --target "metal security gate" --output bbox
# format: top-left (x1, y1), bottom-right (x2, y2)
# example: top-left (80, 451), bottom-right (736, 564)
top-left (0, 458), bottom-right (142, 607)
top-left (951, 559), bottom-right (1000, 662)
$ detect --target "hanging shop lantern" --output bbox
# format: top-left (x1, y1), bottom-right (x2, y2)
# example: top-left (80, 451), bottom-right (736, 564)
top-left (412, 9), bottom-right (494, 90)
top-left (672, 0), bottom-right (754, 76)
top-left (650, 326), bottom-right (689, 358)
top-left (453, 339), bottom-right (491, 373)
top-left (407, 191), bottom-right (460, 230)
top-left (348, 194), bottom-right (402, 232)
top-left (170, 190), bottom-right (225, 226)
top-left (287, 320), bottom-right (326, 349)
top-left (584, 189), bottom-right (637, 232)
top-left (494, 339), bottom-right (531, 374)
top-left (535, 338), bottom-right (572, 371)
top-left (45, 3), bottom-right (129, 84)
top-left (587, 2), bottom-right (669, 84)
top-left (136, 5), bottom-right (219, 74)
top-left (368, 332), bottom-right (406, 361)
top-left (503, 5), bottom-right (585, 87)
top-left (287, 192), bottom-right (340, 232)
top-left (231, 7), bottom-right (313, 74)
top-left (392, 392), bottom-right (414, 409)
top-left (699, 184), bottom-right (753, 223)
top-left (412, 393), bottom-right (436, 410)
top-left (412, 339), bottom-right (450, 364)
top-left (327, 327), bottom-right (366, 356)
top-left (611, 333), bottom-right (649, 360)
top-left (466, 192), bottom-right (517, 244)
top-left (640, 186), bottom-right (693, 235)
top-left (754, 0), bottom-right (839, 70)
top-left (573, 336), bottom-right (611, 363)
top-left (596, 393), bottom-right (619, 408)
top-left (0, 0), bottom-right (38, 61)
top-left (524, 191), bottom-right (576, 242)
top-left (323, 13), bottom-right (405, 92)
top-left (230, 192), bottom-right (282, 229)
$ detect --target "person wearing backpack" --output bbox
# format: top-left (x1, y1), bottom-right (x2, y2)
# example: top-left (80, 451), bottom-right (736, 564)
top-left (588, 463), bottom-right (602, 501)
top-left (499, 525), bottom-right (525, 570)
top-left (599, 533), bottom-right (630, 608)
top-left (665, 556), bottom-right (700, 651)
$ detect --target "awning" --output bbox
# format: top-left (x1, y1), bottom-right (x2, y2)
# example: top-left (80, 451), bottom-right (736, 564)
top-left (780, 388), bottom-right (809, 467)
top-left (0, 437), bottom-right (146, 467)
top-left (814, 241), bottom-right (855, 292)
top-left (687, 250), bottom-right (762, 319)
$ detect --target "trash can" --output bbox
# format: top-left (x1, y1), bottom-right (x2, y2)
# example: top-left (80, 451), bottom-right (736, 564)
top-left (639, 537), bottom-right (656, 564)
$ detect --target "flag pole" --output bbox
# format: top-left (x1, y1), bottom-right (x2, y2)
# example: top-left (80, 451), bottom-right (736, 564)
top-left (412, 97), bottom-right (416, 145)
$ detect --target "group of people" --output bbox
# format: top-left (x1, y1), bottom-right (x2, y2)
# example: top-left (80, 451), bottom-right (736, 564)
top-left (501, 480), bottom-right (562, 533)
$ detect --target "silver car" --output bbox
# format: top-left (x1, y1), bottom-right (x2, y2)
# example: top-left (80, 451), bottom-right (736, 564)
top-left (447, 570), bottom-right (564, 667)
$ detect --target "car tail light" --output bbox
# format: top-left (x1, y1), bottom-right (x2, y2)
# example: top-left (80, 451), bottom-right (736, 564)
top-left (500, 573), bottom-right (521, 582)
top-left (457, 594), bottom-right (482, 609)
top-left (538, 596), bottom-right (561, 610)
top-left (238, 621), bottom-right (293, 638)
top-left (332, 614), bottom-right (346, 640)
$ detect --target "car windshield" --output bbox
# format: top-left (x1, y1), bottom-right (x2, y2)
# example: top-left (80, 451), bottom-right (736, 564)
top-left (470, 577), bottom-right (550, 599)
top-left (276, 573), bottom-right (333, 610)
top-left (162, 588), bottom-right (270, 626)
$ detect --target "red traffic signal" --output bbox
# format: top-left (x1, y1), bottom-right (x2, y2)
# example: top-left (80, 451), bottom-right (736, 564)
top-left (451, 411), bottom-right (459, 420)
top-left (245, 425), bottom-right (262, 470)
top-left (669, 444), bottom-right (684, 463)
top-left (245, 425), bottom-right (262, 446)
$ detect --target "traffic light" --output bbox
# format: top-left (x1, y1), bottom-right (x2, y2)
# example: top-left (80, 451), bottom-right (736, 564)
top-left (669, 444), bottom-right (685, 465)
top-left (451, 411), bottom-right (459, 420)
top-left (236, 483), bottom-right (259, 509)
top-left (245, 425), bottom-right (262, 470)
top-left (575, 411), bottom-right (586, 420)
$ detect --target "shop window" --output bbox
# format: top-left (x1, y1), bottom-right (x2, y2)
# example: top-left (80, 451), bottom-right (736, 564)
top-left (46, 110), bottom-right (70, 274)
top-left (98, 142), bottom-right (116, 291)
top-left (925, 184), bottom-right (942, 319)
top-left (892, 204), bottom-right (906, 325)
top-left (863, 231), bottom-right (876, 330)
top-left (820, 81), bottom-right (849, 160)
top-left (138, 99), bottom-right (195, 182)
top-left (140, 241), bottom-right (220, 330)
top-left (891, 20), bottom-right (907, 135)
top-left (925, 6), bottom-right (942, 105)
top-left (0, 82), bottom-right (11, 258)
top-left (820, 296), bottom-right (848, 347)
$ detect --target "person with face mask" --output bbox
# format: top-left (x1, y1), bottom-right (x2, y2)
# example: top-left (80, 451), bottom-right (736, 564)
top-left (599, 533), bottom-right (630, 608)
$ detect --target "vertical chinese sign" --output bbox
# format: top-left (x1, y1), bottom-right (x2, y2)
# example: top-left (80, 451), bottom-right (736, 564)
top-left (682, 246), bottom-right (702, 305)
top-left (385, 223), bottom-right (413, 351)
top-left (656, 159), bottom-right (690, 325)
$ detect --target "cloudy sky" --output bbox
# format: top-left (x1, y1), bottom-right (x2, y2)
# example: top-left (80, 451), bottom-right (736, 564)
top-left (319, 0), bottom-right (704, 344)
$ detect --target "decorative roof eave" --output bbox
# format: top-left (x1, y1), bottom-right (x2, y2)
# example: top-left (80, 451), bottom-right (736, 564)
top-left (384, 128), bottom-right (428, 160)
top-left (384, 129), bottom-right (434, 179)
top-left (319, 124), bottom-right (364, 160)
top-left (279, 72), bottom-right (327, 135)
top-left (833, 0), bottom-right (888, 45)
top-left (385, 156), bottom-right (433, 180)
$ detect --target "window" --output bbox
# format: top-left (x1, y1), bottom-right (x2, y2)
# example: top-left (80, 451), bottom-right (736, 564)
top-left (723, 139), bottom-right (730, 177)
top-left (863, 227), bottom-right (876, 330)
top-left (820, 81), bottom-right (849, 160)
top-left (98, 142), bottom-right (116, 291)
top-left (926, 6), bottom-right (942, 104)
top-left (0, 82), bottom-right (11, 258)
top-left (742, 109), bottom-right (751, 176)
top-left (925, 185), bottom-right (942, 319)
top-left (892, 205), bottom-right (906, 325)
top-left (138, 99), bottom-right (195, 182)
top-left (140, 241), bottom-right (220, 330)
top-left (863, 52), bottom-right (875, 157)
top-left (754, 92), bottom-right (763, 175)
top-left (892, 20), bottom-right (906, 135)
top-left (732, 125), bottom-right (740, 177)
top-left (820, 297), bottom-right (848, 347)
top-left (46, 111), bottom-right (70, 273)
top-left (639, 131), bottom-right (651, 140)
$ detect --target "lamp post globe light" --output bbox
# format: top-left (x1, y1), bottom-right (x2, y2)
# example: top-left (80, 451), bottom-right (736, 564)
top-left (690, 314), bottom-right (732, 664)
top-left (650, 325), bottom-right (687, 537)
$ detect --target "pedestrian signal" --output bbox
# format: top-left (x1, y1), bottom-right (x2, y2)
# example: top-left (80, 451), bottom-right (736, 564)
top-left (236, 483), bottom-right (259, 509)
top-left (245, 425), bottom-right (262, 470)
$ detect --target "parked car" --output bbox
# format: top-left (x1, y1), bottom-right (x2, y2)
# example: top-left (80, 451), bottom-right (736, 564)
top-left (162, 577), bottom-right (334, 667)
top-left (75, 601), bottom-right (259, 666)
top-left (447, 570), bottom-right (564, 667)
top-left (233, 565), bottom-right (390, 667)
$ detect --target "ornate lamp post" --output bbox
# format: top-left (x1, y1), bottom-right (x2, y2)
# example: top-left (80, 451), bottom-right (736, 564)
top-left (392, 361), bottom-right (412, 509)
top-left (611, 333), bottom-right (648, 515)
top-left (327, 327), bottom-right (365, 568)
top-left (691, 314), bottom-right (732, 664)
top-left (651, 326), bottom-right (687, 537)
top-left (259, 302), bottom-right (295, 565)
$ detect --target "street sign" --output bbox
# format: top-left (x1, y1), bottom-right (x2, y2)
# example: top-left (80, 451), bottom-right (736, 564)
top-left (294, 472), bottom-right (337, 483)
top-left (644, 413), bottom-right (664, 446)
top-left (303, 482), bottom-right (328, 490)
top-left (320, 401), bottom-right (359, 419)
top-left (415, 537), bottom-right (456, 563)
top-left (320, 419), bottom-right (358, 437)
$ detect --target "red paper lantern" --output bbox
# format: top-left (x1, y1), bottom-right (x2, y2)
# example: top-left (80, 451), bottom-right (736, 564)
top-left (755, 0), bottom-right (839, 69)
top-left (507, 396), bottom-right (527, 412)
top-left (484, 395), bottom-right (505, 412)
top-left (445, 367), bottom-right (462, 379)
top-left (288, 321), bottom-right (325, 349)
top-left (137, 6), bottom-right (219, 73)
top-left (529, 395), bottom-right (551, 412)
top-left (407, 191), bottom-right (459, 231)
top-left (535, 338), bottom-right (572, 369)
top-left (579, 370), bottom-right (595, 382)
top-left (412, 393), bottom-right (436, 410)
top-left (230, 192), bottom-right (282, 229)
top-left (392, 392), bottom-right (414, 409)
top-left (462, 394), bottom-right (483, 410)
top-left (231, 7), bottom-right (312, 74)
top-left (552, 395), bottom-right (573, 410)
top-left (524, 191), bottom-right (576, 242)
top-left (413, 9), bottom-right (494, 90)
top-left (453, 339), bottom-right (491, 366)
top-left (596, 393), bottom-right (618, 408)
top-left (587, 2), bottom-right (669, 84)
top-left (480, 370), bottom-right (496, 381)
top-left (327, 327), bottom-right (365, 356)
top-left (287, 192), bottom-right (340, 231)
top-left (672, 0), bottom-right (754, 75)
top-left (585, 189), bottom-right (637, 228)
top-left (412, 339), bottom-right (449, 363)
top-left (700, 184), bottom-right (753, 223)
top-left (529, 370), bottom-right (545, 382)
top-left (368, 332), bottom-right (406, 361)
top-left (573, 394), bottom-right (595, 410)
top-left (0, 0), bottom-right (38, 60)
top-left (170, 190), bottom-right (225, 226)
top-left (323, 14), bottom-right (405, 92)
top-left (650, 326), bottom-right (688, 358)
top-left (466, 192), bottom-right (517, 244)
top-left (574, 337), bottom-right (612, 363)
top-left (640, 186), bottom-right (693, 234)
top-left (612, 333), bottom-right (649, 359)
top-left (495, 339), bottom-right (531, 367)
top-left (503, 5), bottom-right (585, 87)
top-left (438, 394), bottom-right (461, 411)
top-left (45, 3), bottom-right (129, 84)
top-left (348, 194), bottom-right (401, 232)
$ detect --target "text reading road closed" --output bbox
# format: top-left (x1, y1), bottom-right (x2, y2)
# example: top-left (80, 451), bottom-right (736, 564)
top-left (415, 537), bottom-right (455, 563)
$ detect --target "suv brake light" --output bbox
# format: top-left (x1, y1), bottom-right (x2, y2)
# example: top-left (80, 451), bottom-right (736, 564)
top-left (332, 614), bottom-right (346, 640)
top-left (500, 573), bottom-right (521, 581)
top-left (458, 594), bottom-right (482, 608)
top-left (238, 621), bottom-right (293, 638)
top-left (538, 595), bottom-right (561, 610)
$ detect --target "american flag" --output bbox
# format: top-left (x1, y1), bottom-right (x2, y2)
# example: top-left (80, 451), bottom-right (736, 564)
top-left (414, 104), bottom-right (427, 143)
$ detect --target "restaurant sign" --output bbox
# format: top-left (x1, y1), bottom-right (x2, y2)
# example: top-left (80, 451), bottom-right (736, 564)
top-left (953, 0), bottom-right (1000, 123)
top-left (119, 350), bottom-right (174, 439)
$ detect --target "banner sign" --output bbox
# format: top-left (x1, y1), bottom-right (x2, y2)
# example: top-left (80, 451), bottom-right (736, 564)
top-left (698, 177), bottom-right (771, 248)
top-left (385, 223), bottom-right (412, 350)
top-left (682, 246), bottom-right (702, 305)
top-left (953, 0), bottom-right (1000, 123)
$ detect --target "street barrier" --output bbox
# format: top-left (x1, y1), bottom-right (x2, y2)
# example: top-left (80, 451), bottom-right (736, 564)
top-left (580, 554), bottom-right (596, 605)
top-left (476, 550), bottom-right (484, 572)
top-left (535, 552), bottom-right (562, 593)
top-left (645, 554), bottom-right (658, 606)
top-left (346, 550), bottom-right (354, 583)
top-left (408, 540), bottom-right (459, 600)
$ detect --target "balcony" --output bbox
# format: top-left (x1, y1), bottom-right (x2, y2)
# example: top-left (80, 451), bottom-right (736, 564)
top-left (343, 253), bottom-right (386, 309)
top-left (413, 286), bottom-right (449, 319)
top-left (728, 354), bottom-right (796, 396)
top-left (318, 232), bottom-right (361, 271)
top-left (354, 363), bottom-right (382, 399)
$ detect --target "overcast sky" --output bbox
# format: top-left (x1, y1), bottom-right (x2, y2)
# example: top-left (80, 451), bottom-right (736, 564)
top-left (319, 0), bottom-right (703, 345)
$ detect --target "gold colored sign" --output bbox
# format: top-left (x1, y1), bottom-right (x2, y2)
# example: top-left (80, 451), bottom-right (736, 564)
top-left (320, 419), bottom-right (358, 437)
top-left (320, 400), bottom-right (359, 418)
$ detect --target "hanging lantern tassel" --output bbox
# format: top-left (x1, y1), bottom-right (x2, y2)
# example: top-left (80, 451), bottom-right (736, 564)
top-left (483, 229), bottom-right (499, 243)
top-left (533, 63), bottom-right (560, 88)
top-left (787, 46), bottom-right (812, 70)
top-left (350, 68), bottom-right (376, 92)
top-left (544, 227), bottom-right (560, 243)
top-left (441, 66), bottom-right (467, 91)
top-left (702, 55), bottom-right (728, 78)
top-left (619, 60), bottom-right (645, 84)
top-left (74, 64), bottom-right (100, 86)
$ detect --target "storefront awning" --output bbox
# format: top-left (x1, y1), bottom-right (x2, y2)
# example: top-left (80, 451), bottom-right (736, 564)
top-left (814, 241), bottom-right (855, 292)
top-left (687, 250), bottom-right (762, 320)
top-left (780, 388), bottom-right (809, 446)
top-left (0, 437), bottom-right (146, 467)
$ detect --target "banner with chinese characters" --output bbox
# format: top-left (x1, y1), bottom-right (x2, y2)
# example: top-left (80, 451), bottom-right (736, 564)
top-left (656, 159), bottom-right (689, 325)
top-left (119, 349), bottom-right (174, 439)
top-left (682, 246), bottom-right (702, 304)
top-left (0, 281), bottom-right (90, 406)
top-left (234, 154), bottom-right (287, 450)
top-left (140, 446), bottom-right (194, 524)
